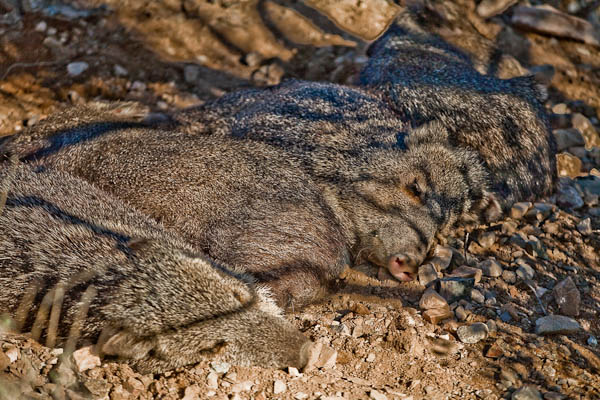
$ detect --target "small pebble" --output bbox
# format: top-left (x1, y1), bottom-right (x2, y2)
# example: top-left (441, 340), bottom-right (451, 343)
top-left (294, 392), bottom-right (308, 400)
top-left (587, 336), bottom-right (598, 347)
top-left (471, 289), bottom-right (485, 303)
top-left (35, 21), bottom-right (47, 32)
top-left (288, 367), bottom-right (301, 377)
top-left (511, 385), bottom-right (542, 400)
top-left (457, 322), bottom-right (489, 344)
top-left (67, 61), bottom-right (89, 77)
top-left (210, 361), bottom-right (230, 374)
top-left (274, 380), bottom-right (286, 394)
top-left (576, 218), bottom-right (592, 235)
top-left (517, 264), bottom-right (535, 280)
top-left (369, 390), bottom-right (388, 400)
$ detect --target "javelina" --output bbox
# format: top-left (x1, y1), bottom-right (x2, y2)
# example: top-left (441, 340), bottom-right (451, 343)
top-left (358, 6), bottom-right (556, 209)
top-left (174, 83), bottom-right (498, 280)
top-left (177, 94), bottom-right (495, 280)
top-left (0, 163), bottom-right (312, 374)
top-left (0, 102), bottom-right (349, 308)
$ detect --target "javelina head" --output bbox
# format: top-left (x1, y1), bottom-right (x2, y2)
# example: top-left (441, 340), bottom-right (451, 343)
top-left (101, 239), bottom-right (312, 373)
top-left (347, 123), bottom-right (495, 281)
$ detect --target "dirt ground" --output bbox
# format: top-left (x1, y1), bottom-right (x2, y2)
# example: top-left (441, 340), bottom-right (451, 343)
top-left (1, 0), bottom-right (600, 399)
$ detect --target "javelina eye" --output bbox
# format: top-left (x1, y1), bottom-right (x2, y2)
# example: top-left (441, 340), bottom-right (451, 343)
top-left (370, 230), bottom-right (379, 238)
top-left (403, 178), bottom-right (424, 204)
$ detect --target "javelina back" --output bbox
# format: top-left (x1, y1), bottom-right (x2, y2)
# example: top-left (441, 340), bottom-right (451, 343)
top-left (1, 103), bottom-right (349, 309)
top-left (358, 6), bottom-right (556, 209)
top-left (0, 163), bottom-right (312, 374)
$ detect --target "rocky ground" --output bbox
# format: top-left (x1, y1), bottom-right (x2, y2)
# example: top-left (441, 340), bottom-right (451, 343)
top-left (1, 0), bottom-right (600, 399)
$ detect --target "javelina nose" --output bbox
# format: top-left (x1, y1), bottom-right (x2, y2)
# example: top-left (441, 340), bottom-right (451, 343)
top-left (387, 253), bottom-right (418, 282)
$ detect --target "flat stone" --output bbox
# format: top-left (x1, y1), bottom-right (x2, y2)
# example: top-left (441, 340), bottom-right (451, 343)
top-left (552, 103), bottom-right (569, 114)
top-left (457, 322), bottom-right (489, 344)
top-left (511, 385), bottom-right (542, 400)
top-left (418, 263), bottom-right (439, 287)
top-left (511, 202), bottom-right (532, 219)
top-left (535, 315), bottom-right (581, 335)
top-left (449, 265), bottom-right (482, 284)
top-left (511, 5), bottom-right (600, 46)
top-left (526, 203), bottom-right (554, 220)
top-left (423, 308), bottom-right (454, 324)
top-left (553, 128), bottom-right (585, 151)
top-left (478, 258), bottom-right (503, 277)
top-left (552, 277), bottom-right (580, 316)
top-left (419, 287), bottom-right (448, 310)
top-left (438, 277), bottom-right (474, 303)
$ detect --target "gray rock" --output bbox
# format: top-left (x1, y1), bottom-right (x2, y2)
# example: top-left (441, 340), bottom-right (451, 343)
top-left (66, 61), bottom-right (88, 76)
top-left (553, 128), bottom-right (585, 151)
top-left (577, 217), bottom-right (592, 235)
top-left (502, 270), bottom-right (517, 284)
top-left (418, 263), bottom-right (439, 287)
top-left (588, 336), bottom-right (598, 347)
top-left (438, 277), bottom-right (475, 303)
top-left (478, 258), bottom-right (503, 277)
top-left (184, 65), bottom-right (201, 83)
top-left (576, 175), bottom-right (600, 196)
top-left (471, 289), bottom-right (485, 304)
top-left (517, 264), bottom-right (535, 281)
top-left (430, 245), bottom-right (453, 271)
top-left (477, 231), bottom-right (496, 249)
top-left (457, 322), bottom-right (489, 344)
top-left (556, 183), bottom-right (584, 210)
top-left (535, 315), bottom-right (581, 335)
top-left (552, 277), bottom-right (580, 317)
top-left (419, 287), bottom-right (448, 310)
top-left (510, 202), bottom-right (532, 219)
top-left (511, 385), bottom-right (542, 400)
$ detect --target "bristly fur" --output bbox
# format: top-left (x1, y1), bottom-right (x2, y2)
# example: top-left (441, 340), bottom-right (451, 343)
top-left (0, 102), bottom-right (349, 310)
top-left (0, 163), bottom-right (312, 374)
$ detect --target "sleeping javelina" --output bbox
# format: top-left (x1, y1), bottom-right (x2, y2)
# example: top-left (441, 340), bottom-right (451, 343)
top-left (0, 163), bottom-right (312, 374)
top-left (0, 103), bottom-right (349, 309)
top-left (178, 92), bottom-right (495, 281)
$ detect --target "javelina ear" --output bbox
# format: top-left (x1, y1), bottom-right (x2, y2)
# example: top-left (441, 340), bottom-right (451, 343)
top-left (102, 331), bottom-right (155, 360)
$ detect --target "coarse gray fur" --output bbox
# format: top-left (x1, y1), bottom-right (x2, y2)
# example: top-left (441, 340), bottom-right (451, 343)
top-left (2, 102), bottom-right (493, 281)
top-left (358, 6), bottom-right (556, 208)
top-left (0, 163), bottom-right (312, 374)
top-left (173, 6), bottom-right (555, 213)
top-left (0, 102), bottom-right (349, 308)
